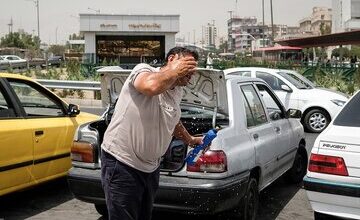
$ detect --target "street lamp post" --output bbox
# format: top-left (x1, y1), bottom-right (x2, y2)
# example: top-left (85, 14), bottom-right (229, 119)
top-left (88, 7), bottom-right (100, 14)
top-left (26, 0), bottom-right (40, 42)
top-left (262, 0), bottom-right (265, 48)
top-left (55, 26), bottom-right (58, 44)
top-left (270, 0), bottom-right (275, 45)
top-left (36, 0), bottom-right (39, 39)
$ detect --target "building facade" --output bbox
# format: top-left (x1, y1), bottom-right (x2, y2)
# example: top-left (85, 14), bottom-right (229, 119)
top-left (227, 16), bottom-right (270, 53)
top-left (332, 0), bottom-right (360, 33)
top-left (299, 7), bottom-right (332, 36)
top-left (227, 16), bottom-right (257, 52)
top-left (80, 14), bottom-right (179, 64)
top-left (204, 22), bottom-right (217, 49)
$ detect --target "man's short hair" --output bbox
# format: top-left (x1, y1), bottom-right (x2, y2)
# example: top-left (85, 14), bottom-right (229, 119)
top-left (164, 47), bottom-right (199, 65)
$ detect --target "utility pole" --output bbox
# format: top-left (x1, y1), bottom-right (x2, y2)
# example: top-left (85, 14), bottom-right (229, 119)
top-left (193, 29), bottom-right (196, 45)
top-left (36, 0), bottom-right (40, 40)
top-left (262, 0), bottom-right (265, 48)
top-left (55, 26), bottom-right (58, 44)
top-left (270, 0), bottom-right (274, 45)
top-left (7, 17), bottom-right (13, 34)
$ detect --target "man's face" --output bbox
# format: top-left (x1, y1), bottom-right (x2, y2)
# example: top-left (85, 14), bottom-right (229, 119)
top-left (170, 53), bottom-right (196, 86)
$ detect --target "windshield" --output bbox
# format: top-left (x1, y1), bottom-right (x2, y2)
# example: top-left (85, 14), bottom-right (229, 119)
top-left (278, 71), bottom-right (314, 89)
top-left (333, 92), bottom-right (360, 127)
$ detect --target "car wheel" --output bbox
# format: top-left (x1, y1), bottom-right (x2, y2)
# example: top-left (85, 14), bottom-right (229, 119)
top-left (285, 148), bottom-right (307, 184)
top-left (94, 204), bottom-right (108, 216)
top-left (237, 178), bottom-right (259, 220)
top-left (303, 109), bottom-right (330, 133)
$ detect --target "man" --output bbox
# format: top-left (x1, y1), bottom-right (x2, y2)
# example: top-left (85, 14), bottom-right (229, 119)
top-left (101, 47), bottom-right (203, 220)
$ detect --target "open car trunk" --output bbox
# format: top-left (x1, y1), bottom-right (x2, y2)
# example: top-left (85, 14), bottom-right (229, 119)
top-left (98, 67), bottom-right (229, 172)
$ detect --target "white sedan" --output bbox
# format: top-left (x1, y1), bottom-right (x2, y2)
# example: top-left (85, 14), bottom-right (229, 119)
top-left (304, 90), bottom-right (360, 220)
top-left (224, 67), bottom-right (348, 133)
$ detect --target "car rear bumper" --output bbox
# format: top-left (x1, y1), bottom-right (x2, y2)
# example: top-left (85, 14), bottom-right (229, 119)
top-left (68, 167), bottom-right (249, 215)
top-left (304, 176), bottom-right (360, 219)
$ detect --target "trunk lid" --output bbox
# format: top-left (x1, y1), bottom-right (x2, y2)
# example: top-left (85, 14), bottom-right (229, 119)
top-left (317, 126), bottom-right (360, 180)
top-left (98, 66), bottom-right (229, 173)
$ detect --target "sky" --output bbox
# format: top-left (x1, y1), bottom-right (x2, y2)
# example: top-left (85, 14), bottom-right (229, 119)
top-left (0, 0), bottom-right (332, 45)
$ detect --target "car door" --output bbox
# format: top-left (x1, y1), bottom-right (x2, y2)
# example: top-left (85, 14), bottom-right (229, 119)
top-left (240, 84), bottom-right (278, 188)
top-left (6, 78), bottom-right (73, 181)
top-left (255, 71), bottom-right (294, 110)
top-left (255, 83), bottom-right (297, 179)
top-left (0, 79), bottom-right (33, 195)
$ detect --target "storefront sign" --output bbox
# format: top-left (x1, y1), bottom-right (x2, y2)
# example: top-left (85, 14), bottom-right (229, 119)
top-left (100, 24), bottom-right (118, 28)
top-left (128, 23), bottom-right (161, 29)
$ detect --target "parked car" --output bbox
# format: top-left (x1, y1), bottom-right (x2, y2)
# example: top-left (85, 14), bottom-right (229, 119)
top-left (0, 55), bottom-right (27, 69)
top-left (67, 67), bottom-right (307, 219)
top-left (304, 90), bottom-right (360, 220)
top-left (0, 73), bottom-right (99, 196)
top-left (223, 67), bottom-right (348, 133)
top-left (47, 56), bottom-right (64, 67)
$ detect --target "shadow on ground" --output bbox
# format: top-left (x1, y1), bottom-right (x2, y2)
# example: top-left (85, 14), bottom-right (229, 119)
top-left (0, 177), bottom-right (73, 220)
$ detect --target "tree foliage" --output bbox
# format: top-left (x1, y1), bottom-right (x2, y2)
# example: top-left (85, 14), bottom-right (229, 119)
top-left (48, 44), bottom-right (66, 56)
top-left (0, 32), bottom-right (40, 49)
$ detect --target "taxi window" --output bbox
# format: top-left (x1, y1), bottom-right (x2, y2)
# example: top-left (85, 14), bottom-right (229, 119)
top-left (333, 92), bottom-right (360, 127)
top-left (8, 80), bottom-right (65, 117)
top-left (0, 86), bottom-right (16, 118)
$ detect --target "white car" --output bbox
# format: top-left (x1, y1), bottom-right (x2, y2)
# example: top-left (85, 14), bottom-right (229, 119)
top-left (304, 90), bottom-right (360, 220)
top-left (0, 55), bottom-right (27, 64)
top-left (224, 67), bottom-right (348, 133)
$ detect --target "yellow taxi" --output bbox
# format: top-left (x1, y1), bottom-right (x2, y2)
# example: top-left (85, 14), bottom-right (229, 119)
top-left (0, 73), bottom-right (99, 196)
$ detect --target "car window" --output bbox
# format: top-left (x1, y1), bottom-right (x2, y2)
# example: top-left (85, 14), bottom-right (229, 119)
top-left (228, 71), bottom-right (251, 77)
top-left (0, 86), bottom-right (16, 118)
top-left (277, 72), bottom-right (312, 89)
top-left (256, 84), bottom-right (285, 120)
top-left (8, 80), bottom-right (65, 117)
top-left (11, 56), bottom-right (19, 60)
top-left (241, 84), bottom-right (268, 127)
top-left (256, 71), bottom-right (287, 91)
top-left (333, 92), bottom-right (360, 127)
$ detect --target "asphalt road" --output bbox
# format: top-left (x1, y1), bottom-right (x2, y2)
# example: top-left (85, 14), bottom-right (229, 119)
top-left (0, 133), bottom-right (318, 220)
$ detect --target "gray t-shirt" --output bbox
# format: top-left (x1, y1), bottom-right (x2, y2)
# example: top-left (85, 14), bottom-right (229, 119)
top-left (101, 64), bottom-right (183, 173)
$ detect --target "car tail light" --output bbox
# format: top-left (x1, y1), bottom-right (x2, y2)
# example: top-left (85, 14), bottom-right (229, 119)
top-left (187, 150), bottom-right (227, 173)
top-left (71, 141), bottom-right (95, 163)
top-left (308, 153), bottom-right (348, 176)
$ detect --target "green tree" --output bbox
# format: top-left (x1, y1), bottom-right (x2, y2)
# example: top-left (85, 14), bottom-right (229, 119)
top-left (332, 47), bottom-right (351, 58)
top-left (320, 23), bottom-right (331, 35)
top-left (0, 32), bottom-right (40, 49)
top-left (48, 45), bottom-right (66, 56)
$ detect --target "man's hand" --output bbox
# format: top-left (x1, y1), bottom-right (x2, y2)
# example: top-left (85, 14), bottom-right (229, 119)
top-left (168, 54), bottom-right (197, 78)
top-left (187, 136), bottom-right (203, 147)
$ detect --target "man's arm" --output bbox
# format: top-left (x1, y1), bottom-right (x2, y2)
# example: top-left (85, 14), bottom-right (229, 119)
top-left (133, 55), bottom-right (196, 96)
top-left (173, 121), bottom-right (203, 146)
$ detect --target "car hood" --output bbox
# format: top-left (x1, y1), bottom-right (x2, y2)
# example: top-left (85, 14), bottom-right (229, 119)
top-left (299, 87), bottom-right (348, 101)
top-left (99, 67), bottom-right (228, 115)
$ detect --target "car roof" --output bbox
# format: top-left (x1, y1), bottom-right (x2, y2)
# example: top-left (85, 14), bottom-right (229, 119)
top-left (0, 72), bottom-right (35, 81)
top-left (225, 74), bottom-right (267, 84)
top-left (223, 67), bottom-right (282, 74)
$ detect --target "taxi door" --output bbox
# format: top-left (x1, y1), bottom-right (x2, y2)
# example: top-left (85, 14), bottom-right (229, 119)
top-left (6, 78), bottom-right (73, 182)
top-left (0, 79), bottom-right (33, 195)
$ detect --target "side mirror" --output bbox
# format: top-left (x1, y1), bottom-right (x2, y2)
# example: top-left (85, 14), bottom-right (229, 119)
top-left (287, 109), bottom-right (302, 119)
top-left (281, 84), bottom-right (292, 93)
top-left (68, 104), bottom-right (80, 116)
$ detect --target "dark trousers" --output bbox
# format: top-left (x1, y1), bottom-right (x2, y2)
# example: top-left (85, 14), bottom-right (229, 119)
top-left (101, 150), bottom-right (160, 220)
